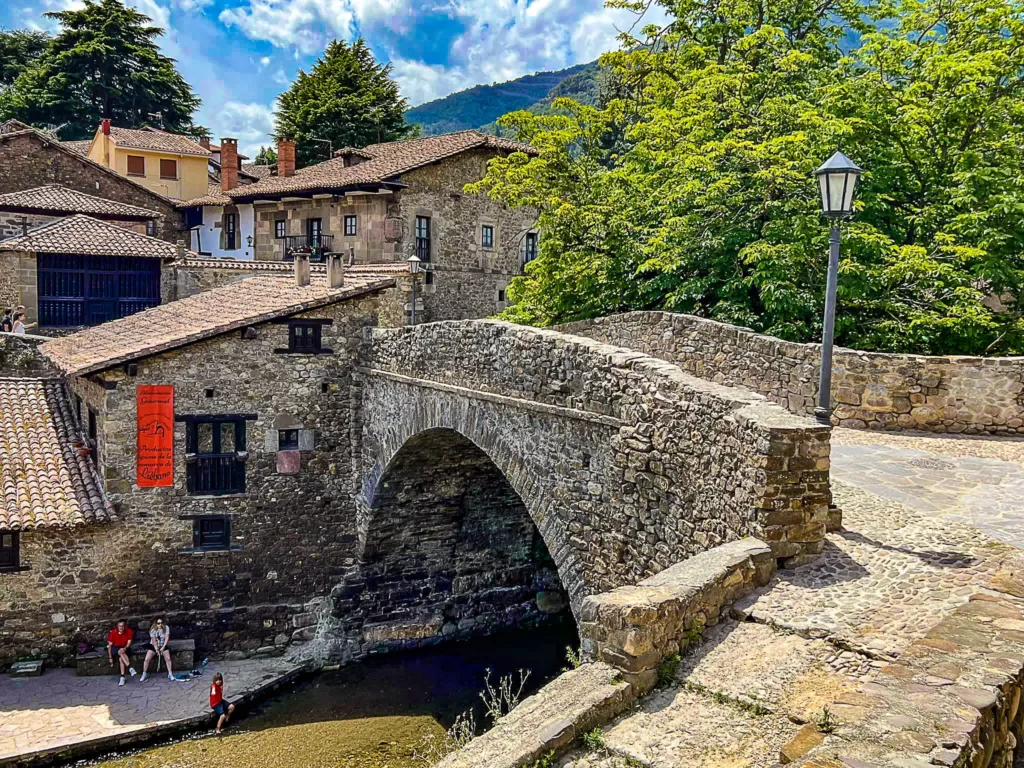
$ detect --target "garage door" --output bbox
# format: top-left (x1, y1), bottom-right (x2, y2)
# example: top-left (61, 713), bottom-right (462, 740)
top-left (37, 253), bottom-right (161, 328)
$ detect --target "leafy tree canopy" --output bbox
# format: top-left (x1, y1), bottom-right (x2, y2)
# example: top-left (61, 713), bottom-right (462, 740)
top-left (274, 38), bottom-right (414, 168)
top-left (0, 29), bottom-right (49, 88)
top-left (254, 145), bottom-right (277, 166)
top-left (0, 0), bottom-right (204, 139)
top-left (472, 0), bottom-right (1024, 356)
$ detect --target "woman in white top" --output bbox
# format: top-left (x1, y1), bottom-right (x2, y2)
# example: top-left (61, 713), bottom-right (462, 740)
top-left (11, 312), bottom-right (35, 335)
top-left (140, 617), bottom-right (175, 681)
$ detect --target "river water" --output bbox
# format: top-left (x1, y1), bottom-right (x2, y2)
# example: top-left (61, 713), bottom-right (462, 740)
top-left (80, 620), bottom-right (578, 768)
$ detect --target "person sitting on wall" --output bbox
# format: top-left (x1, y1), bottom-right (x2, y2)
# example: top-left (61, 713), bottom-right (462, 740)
top-left (210, 672), bottom-right (236, 734)
top-left (107, 619), bottom-right (137, 686)
top-left (140, 617), bottom-right (175, 682)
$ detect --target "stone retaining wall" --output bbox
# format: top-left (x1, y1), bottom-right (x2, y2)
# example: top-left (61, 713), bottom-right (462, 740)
top-left (579, 538), bottom-right (777, 692)
top-left (558, 312), bottom-right (1024, 435)
top-left (0, 333), bottom-right (57, 376)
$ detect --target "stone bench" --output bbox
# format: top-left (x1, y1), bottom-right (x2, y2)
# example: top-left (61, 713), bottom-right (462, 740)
top-left (76, 638), bottom-right (195, 676)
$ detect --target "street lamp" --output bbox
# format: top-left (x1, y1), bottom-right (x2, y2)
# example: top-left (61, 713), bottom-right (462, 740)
top-left (407, 255), bottom-right (422, 325)
top-left (813, 151), bottom-right (862, 425)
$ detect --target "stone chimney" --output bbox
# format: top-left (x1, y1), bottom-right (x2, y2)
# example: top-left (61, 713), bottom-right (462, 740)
top-left (327, 253), bottom-right (345, 288)
top-left (220, 137), bottom-right (239, 192)
top-left (294, 252), bottom-right (310, 287)
top-left (278, 138), bottom-right (296, 178)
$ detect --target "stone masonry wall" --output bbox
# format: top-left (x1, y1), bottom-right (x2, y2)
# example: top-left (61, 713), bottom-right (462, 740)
top-left (0, 132), bottom-right (182, 242)
top-left (0, 289), bottom-right (399, 665)
top-left (359, 321), bottom-right (832, 614)
top-left (560, 312), bottom-right (1024, 435)
top-left (0, 332), bottom-right (57, 376)
top-left (0, 250), bottom-right (36, 323)
top-left (0, 213), bottom-right (148, 240)
top-left (252, 195), bottom-right (392, 263)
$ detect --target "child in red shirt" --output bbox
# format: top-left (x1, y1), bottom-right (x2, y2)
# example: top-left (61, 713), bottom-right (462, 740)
top-left (210, 672), bottom-right (235, 733)
top-left (106, 619), bottom-right (137, 686)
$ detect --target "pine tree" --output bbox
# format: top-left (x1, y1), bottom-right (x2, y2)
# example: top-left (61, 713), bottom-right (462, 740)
top-left (0, 29), bottom-right (49, 87)
top-left (254, 145), bottom-right (277, 166)
top-left (0, 0), bottom-right (204, 139)
top-left (274, 38), bottom-right (413, 168)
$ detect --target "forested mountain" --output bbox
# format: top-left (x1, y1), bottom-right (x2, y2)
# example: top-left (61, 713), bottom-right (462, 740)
top-left (406, 61), bottom-right (599, 135)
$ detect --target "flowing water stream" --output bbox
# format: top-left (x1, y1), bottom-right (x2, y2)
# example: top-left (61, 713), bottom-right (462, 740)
top-left (79, 620), bottom-right (578, 768)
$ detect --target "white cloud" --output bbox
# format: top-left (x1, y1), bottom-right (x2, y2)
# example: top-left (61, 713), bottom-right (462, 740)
top-left (260, 55), bottom-right (271, 66)
top-left (173, 0), bottom-right (213, 11)
top-left (273, 68), bottom-right (289, 85)
top-left (216, 101), bottom-right (277, 157)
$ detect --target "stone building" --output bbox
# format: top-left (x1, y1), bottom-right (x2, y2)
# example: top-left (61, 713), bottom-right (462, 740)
top-left (0, 125), bottom-right (183, 242)
top-left (0, 215), bottom-right (180, 330)
top-left (0, 259), bottom-right (402, 664)
top-left (205, 130), bottom-right (541, 321)
top-left (0, 185), bottom-right (161, 240)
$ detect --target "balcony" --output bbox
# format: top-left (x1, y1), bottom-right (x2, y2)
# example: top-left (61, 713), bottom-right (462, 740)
top-left (187, 454), bottom-right (246, 496)
top-left (283, 234), bottom-right (335, 263)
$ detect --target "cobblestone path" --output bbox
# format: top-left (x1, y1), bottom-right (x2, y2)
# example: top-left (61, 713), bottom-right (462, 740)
top-left (560, 428), bottom-right (1024, 768)
top-left (0, 658), bottom-right (300, 763)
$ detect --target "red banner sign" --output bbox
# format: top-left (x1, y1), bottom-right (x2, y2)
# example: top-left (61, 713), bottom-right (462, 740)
top-left (137, 385), bottom-right (174, 487)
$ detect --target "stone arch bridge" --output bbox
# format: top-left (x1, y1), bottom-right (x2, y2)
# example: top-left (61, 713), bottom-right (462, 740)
top-left (318, 321), bottom-right (831, 661)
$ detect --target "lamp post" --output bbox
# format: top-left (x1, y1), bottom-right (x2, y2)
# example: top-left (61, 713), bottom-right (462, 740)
top-left (407, 255), bottom-right (422, 325)
top-left (813, 151), bottom-right (862, 426)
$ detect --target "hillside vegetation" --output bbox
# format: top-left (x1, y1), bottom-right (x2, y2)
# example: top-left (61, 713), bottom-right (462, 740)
top-left (406, 62), bottom-right (599, 135)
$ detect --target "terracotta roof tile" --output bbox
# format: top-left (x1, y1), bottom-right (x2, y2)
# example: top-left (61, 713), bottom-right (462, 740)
top-left (109, 126), bottom-right (210, 156)
top-left (61, 139), bottom-right (94, 155)
top-left (179, 257), bottom-right (408, 276)
top-left (242, 163), bottom-right (273, 180)
top-left (41, 274), bottom-right (395, 376)
top-left (0, 215), bottom-right (177, 258)
top-left (177, 184), bottom-right (232, 207)
top-left (229, 130), bottom-right (536, 200)
top-left (0, 185), bottom-right (159, 220)
top-left (0, 378), bottom-right (115, 530)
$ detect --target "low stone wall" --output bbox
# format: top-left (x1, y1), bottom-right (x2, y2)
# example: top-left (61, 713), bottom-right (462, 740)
top-left (0, 332), bottom-right (57, 376)
top-left (579, 538), bottom-right (776, 692)
top-left (558, 312), bottom-right (1024, 435)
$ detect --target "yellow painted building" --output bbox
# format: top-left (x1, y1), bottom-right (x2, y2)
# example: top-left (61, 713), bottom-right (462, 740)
top-left (86, 121), bottom-right (210, 201)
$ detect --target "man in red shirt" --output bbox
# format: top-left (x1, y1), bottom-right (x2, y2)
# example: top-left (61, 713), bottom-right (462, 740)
top-left (107, 619), bottom-right (137, 686)
top-left (210, 672), bottom-right (235, 734)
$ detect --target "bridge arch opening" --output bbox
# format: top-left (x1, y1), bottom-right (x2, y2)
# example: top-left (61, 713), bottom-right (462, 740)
top-left (353, 428), bottom-right (571, 646)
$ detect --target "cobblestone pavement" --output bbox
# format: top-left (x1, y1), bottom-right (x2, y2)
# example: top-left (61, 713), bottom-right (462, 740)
top-left (831, 427), bottom-right (1024, 549)
top-left (561, 429), bottom-right (1024, 768)
top-left (0, 658), bottom-right (300, 762)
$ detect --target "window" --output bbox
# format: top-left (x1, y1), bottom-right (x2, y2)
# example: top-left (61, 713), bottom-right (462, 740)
top-left (275, 219), bottom-right (286, 239)
top-left (344, 215), bottom-right (357, 237)
top-left (498, 289), bottom-right (505, 302)
top-left (193, 517), bottom-right (231, 551)
top-left (185, 417), bottom-right (247, 495)
top-left (415, 216), bottom-right (432, 284)
top-left (481, 224), bottom-right (495, 249)
top-left (159, 158), bottom-right (178, 180)
top-left (0, 531), bottom-right (19, 571)
top-left (289, 322), bottom-right (322, 353)
top-left (87, 407), bottom-right (98, 466)
top-left (224, 213), bottom-right (238, 250)
top-left (307, 218), bottom-right (322, 247)
top-left (146, 220), bottom-right (157, 237)
top-left (278, 429), bottom-right (299, 451)
top-left (524, 232), bottom-right (539, 266)
top-left (126, 155), bottom-right (145, 176)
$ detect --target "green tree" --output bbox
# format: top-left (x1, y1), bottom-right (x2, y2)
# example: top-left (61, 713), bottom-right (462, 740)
top-left (0, 29), bottom-right (49, 88)
top-left (274, 38), bottom-right (414, 168)
top-left (472, 0), bottom-right (1024, 356)
top-left (0, 0), bottom-right (204, 139)
top-left (253, 145), bottom-right (277, 166)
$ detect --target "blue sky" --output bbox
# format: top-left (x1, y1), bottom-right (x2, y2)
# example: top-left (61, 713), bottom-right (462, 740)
top-left (1, 0), bottom-right (654, 157)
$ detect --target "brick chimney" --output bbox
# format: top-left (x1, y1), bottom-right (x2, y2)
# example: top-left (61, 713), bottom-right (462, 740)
top-left (220, 137), bottom-right (239, 192)
top-left (327, 253), bottom-right (345, 288)
top-left (295, 252), bottom-right (310, 287)
top-left (199, 137), bottom-right (211, 151)
top-left (101, 119), bottom-right (111, 135)
top-left (278, 138), bottom-right (296, 178)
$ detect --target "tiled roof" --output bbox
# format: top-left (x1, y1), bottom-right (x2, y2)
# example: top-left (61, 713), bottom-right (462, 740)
top-left (242, 163), bottom-right (273, 180)
top-left (0, 185), bottom-right (159, 220)
top-left (41, 274), bottom-right (396, 376)
top-left (0, 119), bottom-right (33, 134)
top-left (108, 126), bottom-right (210, 156)
top-left (180, 257), bottom-right (409, 276)
top-left (230, 130), bottom-right (536, 200)
top-left (0, 128), bottom-right (178, 208)
top-left (62, 139), bottom-right (93, 155)
top-left (0, 215), bottom-right (177, 258)
top-left (177, 184), bottom-right (231, 207)
top-left (0, 378), bottom-right (115, 530)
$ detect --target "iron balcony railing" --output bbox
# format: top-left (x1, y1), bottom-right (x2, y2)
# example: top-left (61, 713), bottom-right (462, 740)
top-left (187, 454), bottom-right (246, 495)
top-left (283, 234), bottom-right (335, 263)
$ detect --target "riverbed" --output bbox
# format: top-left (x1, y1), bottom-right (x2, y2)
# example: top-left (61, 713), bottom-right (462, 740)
top-left (79, 621), bottom-right (577, 768)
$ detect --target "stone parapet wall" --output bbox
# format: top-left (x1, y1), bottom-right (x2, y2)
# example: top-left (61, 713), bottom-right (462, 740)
top-left (364, 321), bottom-right (831, 592)
top-left (579, 538), bottom-right (776, 691)
top-left (559, 312), bottom-right (1024, 435)
top-left (0, 333), bottom-right (57, 376)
